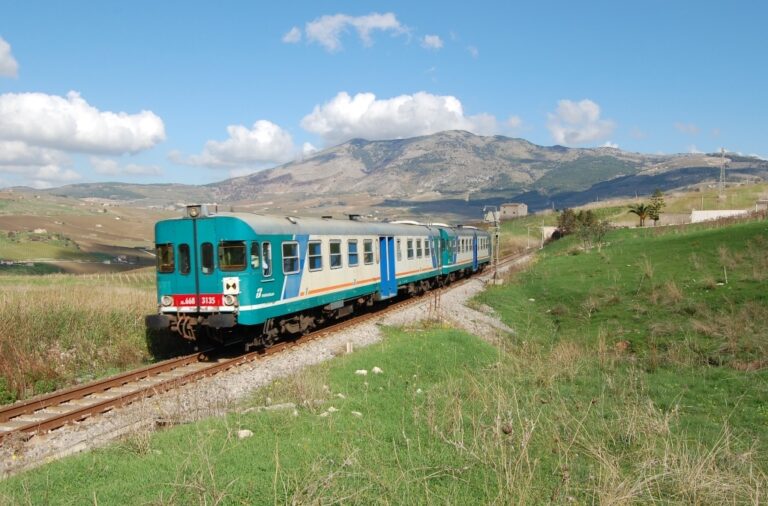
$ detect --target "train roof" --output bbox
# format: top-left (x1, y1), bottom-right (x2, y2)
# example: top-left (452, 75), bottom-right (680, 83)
top-left (161, 207), bottom-right (491, 237)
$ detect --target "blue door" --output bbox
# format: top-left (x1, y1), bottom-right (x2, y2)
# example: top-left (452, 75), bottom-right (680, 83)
top-left (379, 236), bottom-right (397, 298)
top-left (472, 232), bottom-right (479, 271)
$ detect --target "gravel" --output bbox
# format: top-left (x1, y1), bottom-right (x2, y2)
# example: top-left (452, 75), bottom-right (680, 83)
top-left (0, 255), bottom-right (529, 477)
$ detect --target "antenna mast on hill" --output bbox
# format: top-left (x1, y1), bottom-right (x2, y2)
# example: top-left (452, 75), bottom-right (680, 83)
top-left (719, 147), bottom-right (727, 199)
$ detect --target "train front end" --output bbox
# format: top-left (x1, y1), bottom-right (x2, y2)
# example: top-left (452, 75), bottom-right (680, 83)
top-left (146, 205), bottom-right (252, 341)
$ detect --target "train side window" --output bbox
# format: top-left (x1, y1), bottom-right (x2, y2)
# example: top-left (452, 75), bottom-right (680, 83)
top-left (282, 242), bottom-right (300, 274)
top-left (201, 242), bottom-right (214, 274)
top-left (363, 239), bottom-right (374, 264)
top-left (416, 239), bottom-right (422, 258)
top-left (407, 239), bottom-right (414, 259)
top-left (396, 239), bottom-right (402, 261)
top-left (250, 242), bottom-right (260, 269)
top-left (156, 243), bottom-right (174, 273)
top-left (308, 241), bottom-right (323, 271)
top-left (330, 240), bottom-right (342, 269)
top-left (218, 241), bottom-right (246, 271)
top-left (348, 240), bottom-right (359, 266)
top-left (425, 238), bottom-right (431, 257)
top-left (178, 244), bottom-right (190, 275)
top-left (262, 242), bottom-right (272, 278)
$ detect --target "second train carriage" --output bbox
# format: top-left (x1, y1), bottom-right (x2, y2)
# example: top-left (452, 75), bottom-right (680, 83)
top-left (147, 205), bottom-right (492, 346)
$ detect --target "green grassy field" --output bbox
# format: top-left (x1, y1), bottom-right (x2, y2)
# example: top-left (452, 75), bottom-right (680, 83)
top-left (1, 216), bottom-right (765, 503)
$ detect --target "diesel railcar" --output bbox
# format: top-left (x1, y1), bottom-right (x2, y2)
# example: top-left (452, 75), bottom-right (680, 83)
top-left (146, 205), bottom-right (492, 347)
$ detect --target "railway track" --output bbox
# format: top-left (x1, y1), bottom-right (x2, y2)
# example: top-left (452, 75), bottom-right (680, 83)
top-left (0, 253), bottom-right (526, 445)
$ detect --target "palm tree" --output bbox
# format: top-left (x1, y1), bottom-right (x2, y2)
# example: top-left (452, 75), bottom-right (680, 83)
top-left (628, 203), bottom-right (651, 227)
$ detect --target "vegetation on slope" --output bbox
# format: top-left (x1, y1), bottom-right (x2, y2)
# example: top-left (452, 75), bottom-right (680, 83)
top-left (0, 272), bottom-right (155, 402)
top-left (1, 216), bottom-right (766, 503)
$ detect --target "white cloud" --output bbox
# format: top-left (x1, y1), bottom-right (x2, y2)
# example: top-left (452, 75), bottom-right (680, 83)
top-left (675, 122), bottom-right (700, 135)
top-left (0, 37), bottom-right (19, 77)
top-left (302, 142), bottom-right (318, 156)
top-left (421, 35), bottom-right (443, 50)
top-left (301, 91), bottom-right (498, 145)
top-left (0, 91), bottom-right (165, 154)
top-left (90, 157), bottom-right (162, 176)
top-left (547, 99), bottom-right (615, 146)
top-left (688, 144), bottom-right (702, 154)
top-left (27, 164), bottom-right (81, 187)
top-left (603, 141), bottom-right (619, 149)
top-left (282, 26), bottom-right (302, 43)
top-left (182, 120), bottom-right (295, 168)
top-left (0, 141), bottom-right (68, 167)
top-left (304, 12), bottom-right (407, 52)
top-left (467, 45), bottom-right (479, 58)
top-left (506, 115), bottom-right (523, 131)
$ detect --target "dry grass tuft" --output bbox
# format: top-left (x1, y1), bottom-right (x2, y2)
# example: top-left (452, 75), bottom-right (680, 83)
top-left (0, 281), bottom-right (154, 401)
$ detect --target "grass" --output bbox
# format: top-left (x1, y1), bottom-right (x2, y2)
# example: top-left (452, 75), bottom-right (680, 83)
top-left (0, 231), bottom-right (102, 262)
top-left (0, 213), bottom-right (766, 503)
top-left (0, 272), bottom-right (156, 402)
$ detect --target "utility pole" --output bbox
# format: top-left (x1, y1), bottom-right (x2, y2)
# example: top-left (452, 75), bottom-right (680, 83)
top-left (719, 147), bottom-right (727, 200)
top-left (483, 206), bottom-right (501, 283)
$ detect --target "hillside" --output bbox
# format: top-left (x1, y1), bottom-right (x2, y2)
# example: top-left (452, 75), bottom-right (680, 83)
top-left (2, 216), bottom-right (765, 502)
top-left (25, 131), bottom-right (768, 219)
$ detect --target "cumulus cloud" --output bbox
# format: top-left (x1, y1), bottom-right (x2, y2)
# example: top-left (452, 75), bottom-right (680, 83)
top-left (688, 144), bottom-right (702, 154)
top-left (282, 26), bottom-right (302, 43)
top-left (421, 35), bottom-right (443, 50)
top-left (90, 157), bottom-right (162, 176)
top-left (24, 165), bottom-right (82, 188)
top-left (603, 141), bottom-right (619, 149)
top-left (181, 120), bottom-right (295, 168)
top-left (304, 12), bottom-right (407, 52)
top-left (674, 122), bottom-right (700, 135)
top-left (302, 142), bottom-right (318, 156)
top-left (547, 99), bottom-right (615, 146)
top-left (467, 45), bottom-right (479, 58)
top-left (0, 37), bottom-right (19, 77)
top-left (301, 91), bottom-right (498, 145)
top-left (506, 115), bottom-right (523, 131)
top-left (0, 91), bottom-right (165, 154)
top-left (0, 141), bottom-right (68, 167)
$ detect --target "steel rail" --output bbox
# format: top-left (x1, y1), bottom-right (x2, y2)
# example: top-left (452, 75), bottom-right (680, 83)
top-left (0, 252), bottom-right (526, 444)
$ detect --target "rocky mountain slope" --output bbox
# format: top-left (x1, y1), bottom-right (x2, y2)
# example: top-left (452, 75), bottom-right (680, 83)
top-left (34, 130), bottom-right (768, 215)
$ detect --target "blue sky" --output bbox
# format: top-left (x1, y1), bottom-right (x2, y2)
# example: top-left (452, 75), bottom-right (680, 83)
top-left (0, 0), bottom-right (766, 188)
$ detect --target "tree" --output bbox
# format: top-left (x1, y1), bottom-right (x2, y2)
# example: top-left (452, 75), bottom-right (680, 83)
top-left (556, 208), bottom-right (578, 236)
top-left (628, 203), bottom-right (651, 227)
top-left (649, 189), bottom-right (666, 226)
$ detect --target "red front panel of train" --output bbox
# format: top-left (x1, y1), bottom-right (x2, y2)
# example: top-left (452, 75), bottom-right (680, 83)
top-left (172, 294), bottom-right (223, 307)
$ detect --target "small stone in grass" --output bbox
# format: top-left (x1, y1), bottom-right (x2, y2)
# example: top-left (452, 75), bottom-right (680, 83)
top-left (327, 406), bottom-right (338, 413)
top-left (351, 411), bottom-right (363, 418)
top-left (355, 369), bottom-right (368, 376)
top-left (372, 366), bottom-right (383, 374)
top-left (416, 388), bottom-right (423, 394)
top-left (319, 412), bottom-right (329, 417)
top-left (336, 393), bottom-right (346, 399)
top-left (237, 429), bottom-right (253, 439)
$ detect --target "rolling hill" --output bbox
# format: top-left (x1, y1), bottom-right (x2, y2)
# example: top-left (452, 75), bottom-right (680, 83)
top-left (27, 130), bottom-right (768, 218)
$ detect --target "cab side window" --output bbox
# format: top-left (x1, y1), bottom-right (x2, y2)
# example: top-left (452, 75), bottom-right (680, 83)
top-left (201, 242), bottom-right (214, 274)
top-left (179, 244), bottom-right (190, 275)
top-left (250, 242), bottom-right (260, 269)
top-left (156, 243), bottom-right (174, 273)
top-left (262, 242), bottom-right (272, 278)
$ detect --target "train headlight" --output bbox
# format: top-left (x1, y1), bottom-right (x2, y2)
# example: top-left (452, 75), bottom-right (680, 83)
top-left (161, 295), bottom-right (173, 307)
top-left (223, 294), bottom-right (236, 306)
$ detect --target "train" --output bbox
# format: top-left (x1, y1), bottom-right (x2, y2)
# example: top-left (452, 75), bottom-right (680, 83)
top-left (146, 204), bottom-right (493, 348)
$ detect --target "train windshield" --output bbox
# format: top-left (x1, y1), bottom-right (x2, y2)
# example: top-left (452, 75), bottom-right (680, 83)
top-left (218, 241), bottom-right (246, 271)
top-left (156, 243), bottom-right (174, 273)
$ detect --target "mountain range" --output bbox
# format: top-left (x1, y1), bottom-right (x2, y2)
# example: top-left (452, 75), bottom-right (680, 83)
top-left (37, 130), bottom-right (768, 219)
